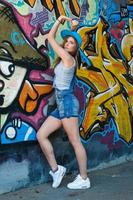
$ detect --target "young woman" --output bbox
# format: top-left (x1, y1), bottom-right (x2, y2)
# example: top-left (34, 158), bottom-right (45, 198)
top-left (37, 15), bottom-right (90, 189)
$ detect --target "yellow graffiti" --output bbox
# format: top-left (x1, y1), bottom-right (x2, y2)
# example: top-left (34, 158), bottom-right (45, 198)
top-left (41, 0), bottom-right (53, 11)
top-left (24, 0), bottom-right (36, 7)
top-left (24, 0), bottom-right (80, 17)
top-left (77, 17), bottom-right (133, 143)
top-left (121, 18), bottom-right (133, 76)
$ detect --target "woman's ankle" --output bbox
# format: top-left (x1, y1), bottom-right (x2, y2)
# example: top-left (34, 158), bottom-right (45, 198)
top-left (51, 165), bottom-right (58, 173)
top-left (80, 174), bottom-right (88, 180)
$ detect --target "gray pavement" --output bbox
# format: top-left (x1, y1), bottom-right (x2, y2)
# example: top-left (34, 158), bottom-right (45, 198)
top-left (0, 160), bottom-right (133, 200)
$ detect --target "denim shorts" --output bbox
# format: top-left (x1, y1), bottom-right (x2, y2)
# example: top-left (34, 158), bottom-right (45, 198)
top-left (50, 89), bottom-right (79, 119)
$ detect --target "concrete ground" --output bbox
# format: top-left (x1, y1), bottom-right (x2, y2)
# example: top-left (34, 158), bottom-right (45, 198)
top-left (0, 160), bottom-right (133, 200)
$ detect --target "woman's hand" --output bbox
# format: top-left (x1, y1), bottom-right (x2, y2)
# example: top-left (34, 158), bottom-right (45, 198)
top-left (71, 19), bottom-right (79, 30)
top-left (57, 16), bottom-right (79, 30)
top-left (57, 15), bottom-right (72, 24)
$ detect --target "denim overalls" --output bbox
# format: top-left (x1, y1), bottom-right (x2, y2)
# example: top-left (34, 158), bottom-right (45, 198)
top-left (50, 77), bottom-right (79, 119)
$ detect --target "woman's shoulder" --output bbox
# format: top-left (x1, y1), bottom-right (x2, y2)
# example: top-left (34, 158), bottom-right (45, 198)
top-left (61, 56), bottom-right (76, 68)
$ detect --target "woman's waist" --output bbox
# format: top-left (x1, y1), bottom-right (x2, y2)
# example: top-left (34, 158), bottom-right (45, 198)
top-left (55, 88), bottom-right (73, 96)
top-left (53, 77), bottom-right (73, 88)
top-left (53, 76), bottom-right (75, 91)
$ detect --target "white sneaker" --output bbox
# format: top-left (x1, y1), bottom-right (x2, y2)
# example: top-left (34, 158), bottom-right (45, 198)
top-left (67, 174), bottom-right (91, 189)
top-left (49, 165), bottom-right (66, 188)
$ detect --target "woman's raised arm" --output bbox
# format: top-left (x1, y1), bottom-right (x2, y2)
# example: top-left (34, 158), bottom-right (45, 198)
top-left (47, 16), bottom-right (73, 62)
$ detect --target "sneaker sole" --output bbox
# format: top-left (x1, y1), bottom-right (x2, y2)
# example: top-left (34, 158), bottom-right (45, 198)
top-left (67, 184), bottom-right (91, 190)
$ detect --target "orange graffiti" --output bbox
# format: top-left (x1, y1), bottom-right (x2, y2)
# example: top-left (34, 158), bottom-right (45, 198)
top-left (19, 80), bottom-right (53, 113)
top-left (24, 0), bottom-right (36, 7)
top-left (24, 0), bottom-right (80, 17)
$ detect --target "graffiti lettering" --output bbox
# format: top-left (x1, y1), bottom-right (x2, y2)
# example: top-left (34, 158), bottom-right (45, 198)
top-left (24, 0), bottom-right (80, 17)
top-left (77, 17), bottom-right (133, 143)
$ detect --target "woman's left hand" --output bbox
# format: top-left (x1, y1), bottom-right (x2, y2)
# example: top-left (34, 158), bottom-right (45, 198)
top-left (57, 15), bottom-right (72, 24)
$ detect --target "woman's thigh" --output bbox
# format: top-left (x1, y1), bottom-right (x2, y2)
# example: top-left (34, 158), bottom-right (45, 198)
top-left (37, 116), bottom-right (62, 138)
top-left (61, 117), bottom-right (80, 142)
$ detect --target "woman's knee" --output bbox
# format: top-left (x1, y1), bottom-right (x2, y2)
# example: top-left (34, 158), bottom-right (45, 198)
top-left (36, 131), bottom-right (41, 143)
top-left (36, 128), bottom-right (47, 143)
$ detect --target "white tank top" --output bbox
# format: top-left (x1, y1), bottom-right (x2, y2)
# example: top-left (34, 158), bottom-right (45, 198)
top-left (53, 59), bottom-right (76, 90)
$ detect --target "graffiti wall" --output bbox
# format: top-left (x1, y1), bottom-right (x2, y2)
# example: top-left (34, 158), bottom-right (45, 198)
top-left (0, 0), bottom-right (133, 193)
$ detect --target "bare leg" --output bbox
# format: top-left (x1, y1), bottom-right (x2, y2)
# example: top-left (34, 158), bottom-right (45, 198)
top-left (37, 116), bottom-right (62, 171)
top-left (62, 117), bottom-right (88, 179)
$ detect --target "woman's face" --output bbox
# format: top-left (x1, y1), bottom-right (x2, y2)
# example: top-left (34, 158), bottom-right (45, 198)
top-left (63, 37), bottom-right (78, 55)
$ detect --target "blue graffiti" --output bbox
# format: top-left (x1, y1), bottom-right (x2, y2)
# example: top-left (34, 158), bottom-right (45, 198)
top-left (11, 31), bottom-right (26, 46)
top-left (1, 119), bottom-right (36, 144)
